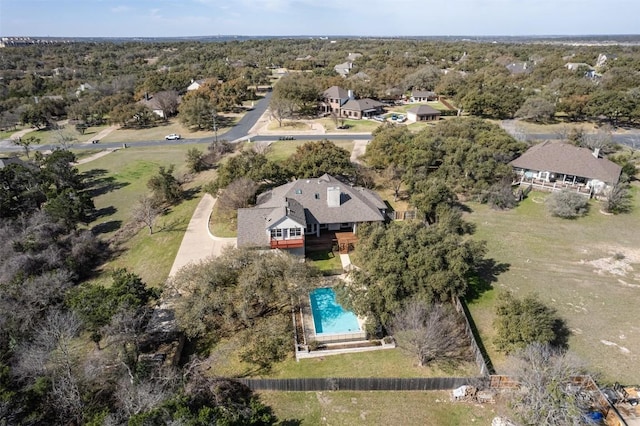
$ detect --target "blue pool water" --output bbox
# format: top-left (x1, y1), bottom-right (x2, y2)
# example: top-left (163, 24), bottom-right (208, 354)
top-left (309, 287), bottom-right (361, 334)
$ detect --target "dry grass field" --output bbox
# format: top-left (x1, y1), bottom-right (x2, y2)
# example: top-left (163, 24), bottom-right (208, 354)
top-left (259, 390), bottom-right (507, 426)
top-left (464, 184), bottom-right (640, 383)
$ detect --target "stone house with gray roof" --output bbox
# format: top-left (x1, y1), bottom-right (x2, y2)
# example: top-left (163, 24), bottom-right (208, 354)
top-left (510, 141), bottom-right (622, 196)
top-left (320, 86), bottom-right (384, 119)
top-left (237, 174), bottom-right (387, 254)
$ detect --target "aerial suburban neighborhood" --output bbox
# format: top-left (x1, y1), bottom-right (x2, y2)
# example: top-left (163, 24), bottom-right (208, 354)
top-left (1, 14), bottom-right (640, 425)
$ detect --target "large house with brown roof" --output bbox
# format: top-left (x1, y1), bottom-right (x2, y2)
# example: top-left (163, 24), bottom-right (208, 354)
top-left (510, 142), bottom-right (622, 196)
top-left (237, 174), bottom-right (387, 254)
top-left (320, 86), bottom-right (384, 120)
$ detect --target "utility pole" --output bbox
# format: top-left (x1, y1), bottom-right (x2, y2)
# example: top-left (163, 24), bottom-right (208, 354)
top-left (212, 110), bottom-right (218, 144)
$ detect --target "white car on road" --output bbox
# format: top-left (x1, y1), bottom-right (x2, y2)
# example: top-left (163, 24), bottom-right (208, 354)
top-left (165, 133), bottom-right (181, 140)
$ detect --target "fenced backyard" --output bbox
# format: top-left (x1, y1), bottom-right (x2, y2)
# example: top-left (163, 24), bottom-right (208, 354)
top-left (237, 376), bottom-right (481, 391)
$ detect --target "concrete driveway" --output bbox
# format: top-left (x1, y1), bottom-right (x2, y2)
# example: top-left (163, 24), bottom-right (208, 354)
top-left (168, 194), bottom-right (236, 277)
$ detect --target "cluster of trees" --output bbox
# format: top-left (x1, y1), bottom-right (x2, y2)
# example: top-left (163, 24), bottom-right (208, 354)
top-left (365, 118), bottom-right (526, 214)
top-left (3, 38), bottom-right (640, 136)
top-left (0, 152), bottom-right (279, 424)
top-left (337, 213), bottom-right (485, 338)
top-left (167, 248), bottom-right (320, 371)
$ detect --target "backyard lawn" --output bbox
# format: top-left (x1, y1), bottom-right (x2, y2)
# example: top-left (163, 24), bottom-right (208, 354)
top-left (206, 334), bottom-right (479, 379)
top-left (464, 185), bottom-right (640, 383)
top-left (259, 390), bottom-right (506, 426)
top-left (75, 144), bottom-right (216, 288)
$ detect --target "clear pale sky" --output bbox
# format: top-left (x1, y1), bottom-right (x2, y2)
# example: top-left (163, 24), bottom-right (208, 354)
top-left (1, 0), bottom-right (638, 38)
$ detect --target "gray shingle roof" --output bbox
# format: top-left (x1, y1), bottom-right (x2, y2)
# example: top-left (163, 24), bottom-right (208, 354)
top-left (238, 174), bottom-right (386, 248)
top-left (0, 156), bottom-right (23, 169)
top-left (510, 141), bottom-right (622, 184)
top-left (341, 98), bottom-right (384, 112)
top-left (407, 105), bottom-right (440, 116)
top-left (323, 86), bottom-right (349, 100)
top-left (411, 90), bottom-right (436, 98)
top-left (237, 208), bottom-right (272, 248)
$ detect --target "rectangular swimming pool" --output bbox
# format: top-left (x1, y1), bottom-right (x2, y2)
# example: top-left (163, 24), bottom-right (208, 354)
top-left (309, 287), bottom-right (361, 335)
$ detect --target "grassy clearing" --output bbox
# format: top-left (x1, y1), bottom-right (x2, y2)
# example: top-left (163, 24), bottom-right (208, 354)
top-left (318, 118), bottom-right (381, 133)
top-left (75, 144), bottom-right (215, 287)
top-left (259, 390), bottom-right (505, 426)
top-left (305, 250), bottom-right (343, 275)
top-left (207, 333), bottom-right (479, 379)
top-left (267, 120), bottom-right (312, 131)
top-left (464, 184), bottom-right (640, 383)
top-left (265, 140), bottom-right (354, 163)
top-left (99, 119), bottom-right (220, 143)
top-left (210, 202), bottom-right (237, 238)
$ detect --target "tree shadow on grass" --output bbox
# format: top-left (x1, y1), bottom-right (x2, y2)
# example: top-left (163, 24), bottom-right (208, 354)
top-left (182, 187), bottom-right (202, 202)
top-left (82, 168), bottom-right (130, 198)
top-left (92, 205), bottom-right (117, 220)
top-left (92, 220), bottom-right (122, 235)
top-left (278, 420), bottom-right (303, 426)
top-left (158, 217), bottom-right (188, 233)
top-left (465, 258), bottom-right (510, 302)
top-left (552, 318), bottom-right (571, 350)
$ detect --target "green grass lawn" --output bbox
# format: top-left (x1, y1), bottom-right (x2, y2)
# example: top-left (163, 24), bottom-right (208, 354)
top-left (266, 140), bottom-right (354, 163)
top-left (318, 118), bottom-right (381, 133)
top-left (259, 390), bottom-right (506, 426)
top-left (210, 202), bottom-right (237, 238)
top-left (75, 144), bottom-right (216, 288)
top-left (206, 333), bottom-right (479, 379)
top-left (267, 120), bottom-right (312, 131)
top-left (306, 250), bottom-right (343, 275)
top-left (464, 184), bottom-right (640, 383)
top-left (99, 119), bottom-right (222, 143)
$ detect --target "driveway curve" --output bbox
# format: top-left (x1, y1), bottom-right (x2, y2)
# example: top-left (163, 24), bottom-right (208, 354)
top-left (168, 194), bottom-right (236, 276)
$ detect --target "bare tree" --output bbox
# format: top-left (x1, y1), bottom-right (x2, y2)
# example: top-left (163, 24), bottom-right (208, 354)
top-left (391, 300), bottom-right (470, 367)
top-left (216, 177), bottom-right (258, 215)
top-left (131, 195), bottom-right (163, 235)
top-left (12, 135), bottom-right (39, 159)
top-left (251, 141), bottom-right (272, 156)
top-left (505, 343), bottom-right (593, 426)
top-left (14, 310), bottom-right (85, 423)
top-left (153, 90), bottom-right (180, 119)
top-left (115, 368), bottom-right (180, 417)
top-left (53, 129), bottom-right (78, 150)
top-left (268, 96), bottom-right (294, 127)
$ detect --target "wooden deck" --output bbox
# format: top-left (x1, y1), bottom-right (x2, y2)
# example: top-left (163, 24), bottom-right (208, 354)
top-left (514, 178), bottom-right (592, 196)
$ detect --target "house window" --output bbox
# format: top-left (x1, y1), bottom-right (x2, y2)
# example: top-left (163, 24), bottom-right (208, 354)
top-left (270, 229), bottom-right (283, 238)
top-left (290, 228), bottom-right (301, 237)
top-left (315, 193), bottom-right (320, 199)
top-left (295, 189), bottom-right (302, 194)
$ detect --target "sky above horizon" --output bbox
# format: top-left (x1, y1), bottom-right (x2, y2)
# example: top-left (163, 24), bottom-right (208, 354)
top-left (1, 0), bottom-right (638, 38)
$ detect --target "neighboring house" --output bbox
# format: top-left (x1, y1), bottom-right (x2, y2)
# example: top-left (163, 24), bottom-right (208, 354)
top-left (138, 95), bottom-right (166, 118)
top-left (339, 98), bottom-right (384, 119)
top-left (407, 104), bottom-right (441, 122)
top-left (510, 141), bottom-right (622, 196)
top-left (506, 62), bottom-right (531, 75)
top-left (237, 174), bottom-right (387, 254)
top-left (410, 90), bottom-right (438, 102)
top-left (334, 61), bottom-right (353, 77)
top-left (186, 79), bottom-right (206, 91)
top-left (350, 71), bottom-right (370, 81)
top-left (0, 156), bottom-right (24, 169)
top-left (346, 52), bottom-right (362, 61)
top-left (75, 82), bottom-right (95, 97)
top-left (320, 86), bottom-right (384, 119)
top-left (565, 62), bottom-right (592, 71)
top-left (321, 86), bottom-right (350, 115)
top-left (596, 53), bottom-right (617, 69)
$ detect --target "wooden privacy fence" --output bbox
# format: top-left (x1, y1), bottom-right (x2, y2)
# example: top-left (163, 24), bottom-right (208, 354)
top-left (236, 377), bottom-right (485, 392)
top-left (454, 297), bottom-right (494, 376)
